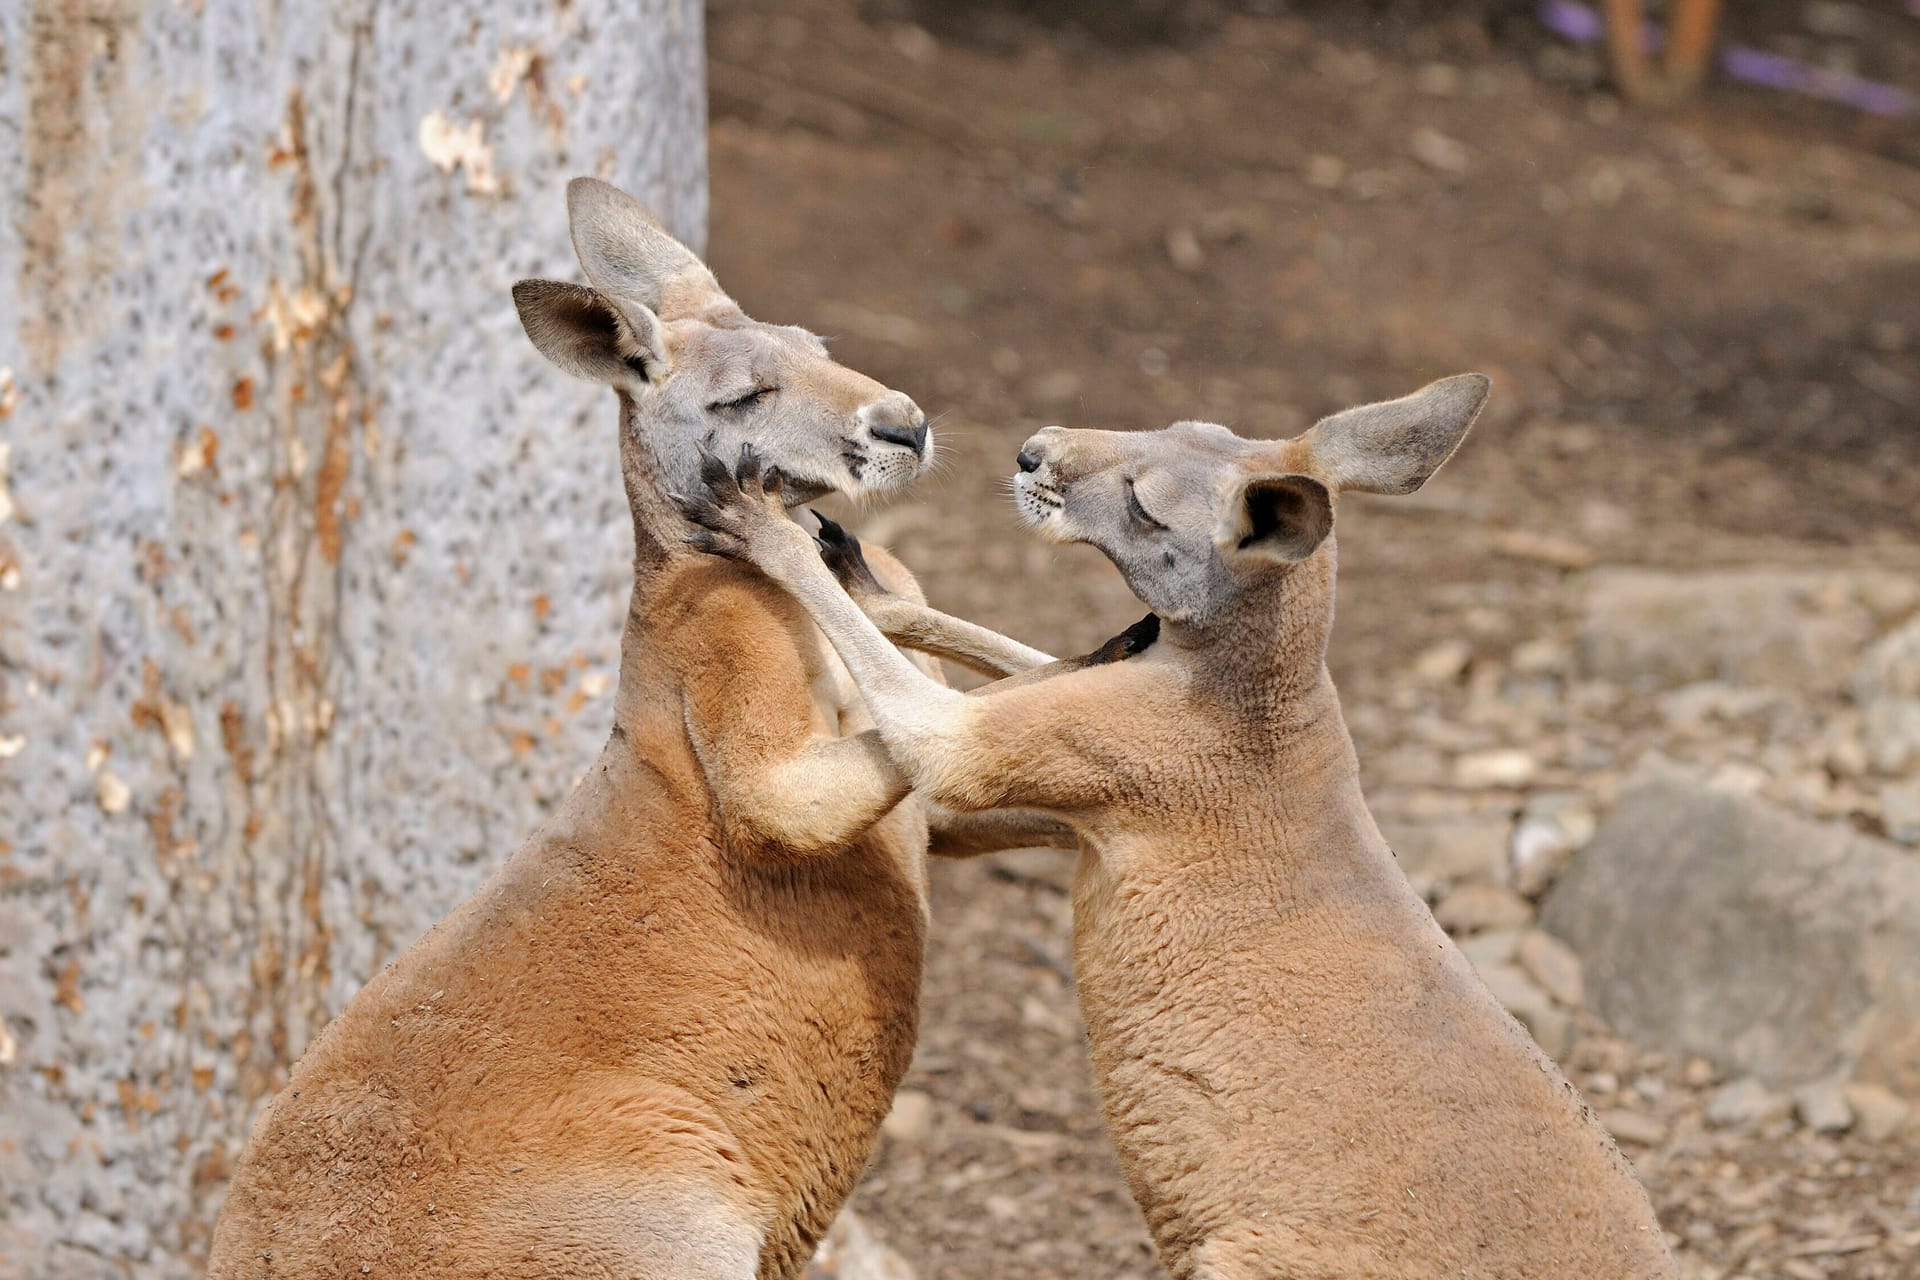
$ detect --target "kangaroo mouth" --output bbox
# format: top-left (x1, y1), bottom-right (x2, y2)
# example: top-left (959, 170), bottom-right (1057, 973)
top-left (1012, 471), bottom-right (1065, 529)
top-left (841, 441), bottom-right (926, 498)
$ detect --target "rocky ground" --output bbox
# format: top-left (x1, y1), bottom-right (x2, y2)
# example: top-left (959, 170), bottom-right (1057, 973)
top-left (702, 1), bottom-right (1920, 1275)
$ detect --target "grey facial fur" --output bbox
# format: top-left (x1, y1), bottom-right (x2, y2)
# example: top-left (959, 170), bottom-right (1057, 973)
top-left (1011, 375), bottom-right (1488, 626)
top-left (513, 180), bottom-right (931, 512)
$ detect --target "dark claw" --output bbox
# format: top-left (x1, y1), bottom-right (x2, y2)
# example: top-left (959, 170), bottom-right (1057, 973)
top-left (810, 508), bottom-right (887, 595)
top-left (734, 442), bottom-right (760, 490)
top-left (697, 452), bottom-right (735, 500)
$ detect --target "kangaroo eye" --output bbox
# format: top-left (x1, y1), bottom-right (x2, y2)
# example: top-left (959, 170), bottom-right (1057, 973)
top-left (710, 386), bottom-right (775, 413)
top-left (1125, 479), bottom-right (1166, 530)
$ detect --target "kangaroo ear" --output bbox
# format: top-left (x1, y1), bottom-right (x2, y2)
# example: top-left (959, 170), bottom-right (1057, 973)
top-left (1216, 473), bottom-right (1333, 564)
top-left (1298, 373), bottom-right (1489, 496)
top-left (566, 177), bottom-right (723, 316)
top-left (512, 279), bottom-right (670, 387)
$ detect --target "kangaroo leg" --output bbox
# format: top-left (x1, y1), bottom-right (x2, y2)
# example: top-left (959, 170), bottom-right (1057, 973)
top-left (1664, 0), bottom-right (1722, 96)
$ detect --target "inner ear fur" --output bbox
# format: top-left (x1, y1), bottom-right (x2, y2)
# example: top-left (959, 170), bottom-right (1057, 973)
top-left (1218, 473), bottom-right (1333, 564)
top-left (512, 278), bottom-right (668, 386)
top-left (567, 177), bottom-right (723, 317)
top-left (1300, 372), bottom-right (1490, 496)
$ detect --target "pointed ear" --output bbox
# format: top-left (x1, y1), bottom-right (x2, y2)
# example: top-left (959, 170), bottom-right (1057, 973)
top-left (512, 279), bottom-right (670, 387)
top-left (1215, 473), bottom-right (1333, 564)
top-left (566, 177), bottom-right (723, 316)
top-left (1298, 373), bottom-right (1489, 496)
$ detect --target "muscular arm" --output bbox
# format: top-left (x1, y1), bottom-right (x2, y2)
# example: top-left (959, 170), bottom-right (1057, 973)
top-left (680, 451), bottom-right (1150, 816)
top-left (665, 562), bottom-right (915, 861)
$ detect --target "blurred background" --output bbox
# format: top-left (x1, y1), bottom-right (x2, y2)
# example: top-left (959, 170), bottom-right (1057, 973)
top-left (3, 2), bottom-right (1919, 1277)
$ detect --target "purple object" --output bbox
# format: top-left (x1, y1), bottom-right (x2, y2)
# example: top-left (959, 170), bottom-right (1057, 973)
top-left (1719, 45), bottom-right (1916, 116)
top-left (1538, 0), bottom-right (1917, 117)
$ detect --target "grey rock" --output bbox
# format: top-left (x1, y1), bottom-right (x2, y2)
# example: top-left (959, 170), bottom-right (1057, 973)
top-left (1706, 1078), bottom-right (1790, 1130)
top-left (1863, 696), bottom-right (1920, 775)
top-left (1510, 794), bottom-right (1597, 898)
top-left (1791, 1081), bottom-right (1854, 1134)
top-left (1880, 783), bottom-right (1920, 846)
top-left (1543, 783), bottom-right (1920, 1094)
top-left (1433, 882), bottom-right (1535, 934)
top-left (1842, 1083), bottom-right (1912, 1143)
top-left (1576, 568), bottom-right (1909, 692)
top-left (1381, 816), bottom-right (1510, 883)
top-left (1517, 929), bottom-right (1586, 1008)
top-left (1853, 614), bottom-right (1920, 704)
top-left (1452, 749), bottom-right (1538, 789)
top-left (1510, 815), bottom-right (1578, 896)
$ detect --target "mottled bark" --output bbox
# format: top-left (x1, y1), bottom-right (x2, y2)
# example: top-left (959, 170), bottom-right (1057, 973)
top-left (0, 3), bottom-right (705, 1274)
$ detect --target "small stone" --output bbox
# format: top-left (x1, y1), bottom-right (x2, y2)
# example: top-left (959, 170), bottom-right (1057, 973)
top-left (1682, 1057), bottom-right (1718, 1088)
top-left (1303, 154), bottom-right (1345, 189)
top-left (1510, 639), bottom-right (1568, 675)
top-left (1165, 225), bottom-right (1205, 273)
top-left (1411, 639), bottom-right (1472, 684)
top-left (1842, 1083), bottom-right (1912, 1142)
top-left (1478, 962), bottom-right (1573, 1058)
top-left (1458, 926), bottom-right (1525, 973)
top-left (1434, 883), bottom-right (1534, 933)
top-left (1705, 762), bottom-right (1769, 796)
top-left (1862, 696), bottom-right (1920, 775)
top-left (1489, 528), bottom-right (1594, 570)
top-left (1705, 1077), bottom-right (1789, 1130)
top-left (1452, 749), bottom-right (1537, 790)
top-left (1518, 929), bottom-right (1585, 1008)
top-left (1381, 816), bottom-right (1509, 883)
top-left (881, 1089), bottom-right (935, 1144)
top-left (1598, 1108), bottom-right (1667, 1147)
top-left (1825, 730), bottom-right (1870, 779)
top-left (1409, 126), bottom-right (1469, 175)
top-left (1854, 616), bottom-right (1920, 703)
top-left (1510, 816), bottom-right (1577, 897)
top-left (808, 1210), bottom-right (916, 1280)
top-left (1790, 1081), bottom-right (1854, 1134)
top-left (1880, 783), bottom-right (1920, 846)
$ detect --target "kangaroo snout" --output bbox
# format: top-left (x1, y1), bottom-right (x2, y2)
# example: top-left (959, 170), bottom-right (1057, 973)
top-left (865, 395), bottom-right (930, 455)
top-left (1016, 425), bottom-right (1070, 474)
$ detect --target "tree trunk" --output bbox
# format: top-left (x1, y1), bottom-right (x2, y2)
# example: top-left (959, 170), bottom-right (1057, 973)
top-left (0, 4), bottom-right (705, 1275)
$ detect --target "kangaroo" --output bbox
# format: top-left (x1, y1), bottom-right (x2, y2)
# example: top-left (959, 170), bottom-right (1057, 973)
top-left (680, 376), bottom-right (1677, 1280)
top-left (207, 178), bottom-right (1051, 1280)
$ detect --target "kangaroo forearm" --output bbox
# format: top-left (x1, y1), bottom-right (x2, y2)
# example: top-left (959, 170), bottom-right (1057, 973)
top-left (767, 542), bottom-right (970, 741)
top-left (865, 596), bottom-right (1056, 679)
top-left (926, 803), bottom-right (1077, 859)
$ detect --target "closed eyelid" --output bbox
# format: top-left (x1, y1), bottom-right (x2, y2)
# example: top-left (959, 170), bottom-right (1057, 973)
top-left (1125, 478), bottom-right (1167, 528)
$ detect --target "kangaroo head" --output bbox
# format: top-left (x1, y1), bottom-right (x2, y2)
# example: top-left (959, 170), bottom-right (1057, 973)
top-left (514, 178), bottom-right (931, 506)
top-left (1011, 374), bottom-right (1488, 625)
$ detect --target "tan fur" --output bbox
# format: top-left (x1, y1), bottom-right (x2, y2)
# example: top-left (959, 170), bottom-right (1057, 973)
top-left (210, 181), bottom-right (967, 1280)
top-left (683, 379), bottom-right (1676, 1279)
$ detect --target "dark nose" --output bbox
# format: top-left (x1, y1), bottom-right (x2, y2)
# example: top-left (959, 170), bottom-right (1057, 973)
top-left (871, 419), bottom-right (928, 455)
top-left (1016, 450), bottom-right (1041, 473)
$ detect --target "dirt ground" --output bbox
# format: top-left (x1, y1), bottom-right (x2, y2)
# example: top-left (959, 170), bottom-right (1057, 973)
top-left (704, 1), bottom-right (1920, 1275)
